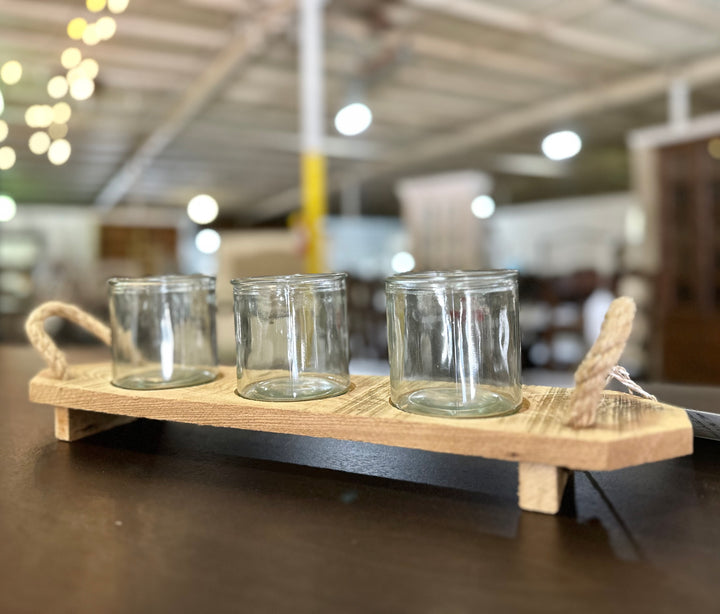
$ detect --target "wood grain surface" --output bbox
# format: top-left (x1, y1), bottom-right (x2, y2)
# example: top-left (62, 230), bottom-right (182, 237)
top-left (29, 362), bottom-right (693, 471)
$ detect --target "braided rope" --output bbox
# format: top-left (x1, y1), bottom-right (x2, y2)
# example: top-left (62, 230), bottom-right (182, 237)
top-left (25, 301), bottom-right (111, 380)
top-left (565, 296), bottom-right (636, 428)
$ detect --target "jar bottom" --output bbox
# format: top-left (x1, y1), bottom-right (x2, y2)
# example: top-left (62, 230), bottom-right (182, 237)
top-left (112, 366), bottom-right (217, 390)
top-left (392, 386), bottom-right (520, 418)
top-left (238, 374), bottom-right (349, 402)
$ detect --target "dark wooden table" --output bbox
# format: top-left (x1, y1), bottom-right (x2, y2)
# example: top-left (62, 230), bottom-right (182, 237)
top-left (2, 344), bottom-right (719, 613)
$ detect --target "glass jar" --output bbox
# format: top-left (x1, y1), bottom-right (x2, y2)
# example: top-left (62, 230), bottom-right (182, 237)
top-left (385, 270), bottom-right (521, 418)
top-left (108, 275), bottom-right (218, 389)
top-left (232, 273), bottom-right (350, 401)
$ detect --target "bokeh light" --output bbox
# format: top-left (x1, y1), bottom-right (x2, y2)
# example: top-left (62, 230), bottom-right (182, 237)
top-left (471, 195), bottom-right (496, 219)
top-left (0, 194), bottom-right (17, 223)
top-left (187, 194), bottom-right (219, 225)
top-left (97, 16), bottom-right (117, 40)
top-left (86, 0), bottom-right (107, 12)
top-left (0, 61), bottom-right (22, 85)
top-left (79, 58), bottom-right (99, 79)
top-left (541, 130), bottom-right (582, 161)
top-left (391, 251), bottom-right (415, 273)
top-left (108, 0), bottom-right (130, 14)
top-left (61, 47), bottom-right (82, 69)
top-left (82, 23), bottom-right (100, 46)
top-left (25, 105), bottom-right (54, 128)
top-left (0, 146), bottom-right (17, 170)
top-left (70, 78), bottom-right (95, 101)
top-left (48, 139), bottom-right (71, 165)
top-left (195, 229), bottom-right (221, 254)
top-left (52, 102), bottom-right (72, 124)
top-left (67, 18), bottom-right (87, 40)
top-left (29, 132), bottom-right (51, 155)
top-left (334, 103), bottom-right (373, 136)
top-left (47, 76), bottom-right (69, 99)
top-left (0, 120), bottom-right (8, 142)
top-left (49, 123), bottom-right (69, 140)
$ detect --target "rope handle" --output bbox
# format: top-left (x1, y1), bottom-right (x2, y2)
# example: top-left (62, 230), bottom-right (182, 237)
top-left (565, 296), bottom-right (637, 428)
top-left (25, 301), bottom-right (111, 380)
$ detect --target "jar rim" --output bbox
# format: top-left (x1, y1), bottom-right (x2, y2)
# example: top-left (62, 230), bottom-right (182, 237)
top-left (231, 272), bottom-right (347, 291)
top-left (386, 269), bottom-right (517, 290)
top-left (108, 274), bottom-right (215, 291)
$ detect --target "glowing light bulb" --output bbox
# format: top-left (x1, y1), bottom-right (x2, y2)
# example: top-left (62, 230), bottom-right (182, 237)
top-left (0, 194), bottom-right (17, 222)
top-left (334, 103), bottom-right (372, 136)
top-left (471, 195), bottom-right (495, 219)
top-left (0, 61), bottom-right (22, 85)
top-left (195, 229), bottom-right (221, 254)
top-left (187, 194), bottom-right (219, 225)
top-left (48, 139), bottom-right (71, 165)
top-left (541, 130), bottom-right (582, 161)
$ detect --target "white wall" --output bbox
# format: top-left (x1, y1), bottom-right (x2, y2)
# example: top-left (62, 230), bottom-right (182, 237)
top-left (489, 192), bottom-right (640, 276)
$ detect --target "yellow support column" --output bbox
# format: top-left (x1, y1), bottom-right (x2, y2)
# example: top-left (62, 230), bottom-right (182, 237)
top-left (301, 151), bottom-right (327, 273)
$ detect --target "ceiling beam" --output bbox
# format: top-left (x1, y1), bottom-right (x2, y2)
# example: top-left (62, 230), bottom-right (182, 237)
top-left (93, 0), bottom-right (295, 210)
top-left (327, 14), bottom-right (585, 85)
top-left (628, 0), bottom-right (720, 31)
top-left (404, 0), bottom-right (654, 64)
top-left (250, 49), bottom-right (720, 221)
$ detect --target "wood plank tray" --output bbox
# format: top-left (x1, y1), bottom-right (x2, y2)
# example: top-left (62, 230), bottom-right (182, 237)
top-left (29, 363), bottom-right (693, 514)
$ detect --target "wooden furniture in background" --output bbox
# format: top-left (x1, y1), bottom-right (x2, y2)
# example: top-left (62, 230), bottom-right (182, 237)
top-left (657, 138), bottom-right (720, 383)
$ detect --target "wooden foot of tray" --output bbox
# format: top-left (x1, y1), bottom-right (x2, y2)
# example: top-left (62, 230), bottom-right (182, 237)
top-left (54, 407), bottom-right (136, 442)
top-left (31, 363), bottom-right (693, 514)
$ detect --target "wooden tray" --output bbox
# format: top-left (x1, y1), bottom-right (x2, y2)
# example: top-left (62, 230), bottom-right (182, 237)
top-left (29, 362), bottom-right (693, 514)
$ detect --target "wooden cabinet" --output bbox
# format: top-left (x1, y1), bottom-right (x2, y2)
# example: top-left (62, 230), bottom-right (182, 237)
top-left (657, 138), bottom-right (720, 383)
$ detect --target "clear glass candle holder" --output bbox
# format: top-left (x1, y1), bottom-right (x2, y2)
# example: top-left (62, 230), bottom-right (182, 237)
top-left (232, 273), bottom-right (350, 402)
top-left (385, 270), bottom-right (522, 418)
top-left (108, 275), bottom-right (218, 390)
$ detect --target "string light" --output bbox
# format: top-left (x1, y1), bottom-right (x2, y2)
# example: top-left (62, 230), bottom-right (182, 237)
top-left (61, 48), bottom-right (82, 69)
top-left (0, 61), bottom-right (22, 85)
top-left (70, 77), bottom-right (94, 101)
top-left (48, 139), bottom-right (71, 165)
top-left (0, 194), bottom-right (17, 223)
top-left (86, 0), bottom-right (107, 12)
top-left (108, 0), bottom-right (130, 14)
top-left (96, 16), bottom-right (117, 40)
top-left (0, 146), bottom-right (16, 170)
top-left (47, 76), bottom-right (69, 99)
top-left (67, 17), bottom-right (87, 40)
top-left (25, 105), bottom-right (54, 129)
top-left (29, 132), bottom-right (51, 155)
top-left (79, 59), bottom-right (99, 79)
top-left (49, 123), bottom-right (69, 140)
top-left (52, 102), bottom-right (72, 124)
top-left (82, 23), bottom-right (101, 46)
